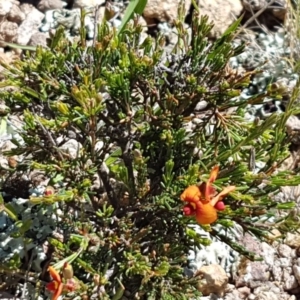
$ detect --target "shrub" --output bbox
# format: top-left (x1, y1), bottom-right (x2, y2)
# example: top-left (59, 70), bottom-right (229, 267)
top-left (0, 6), bottom-right (300, 300)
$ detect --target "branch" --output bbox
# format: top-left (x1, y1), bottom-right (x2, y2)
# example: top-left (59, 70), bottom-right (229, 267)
top-left (98, 162), bottom-right (119, 210)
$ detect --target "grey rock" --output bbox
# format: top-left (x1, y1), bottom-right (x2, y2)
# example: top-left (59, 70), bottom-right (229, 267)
top-left (0, 0), bottom-right (15, 20)
top-left (196, 264), bottom-right (228, 296)
top-left (285, 232), bottom-right (300, 248)
top-left (283, 269), bottom-right (298, 290)
top-left (17, 5), bottom-right (45, 45)
top-left (197, 0), bottom-right (243, 38)
top-left (0, 20), bottom-right (18, 45)
top-left (37, 0), bottom-right (65, 12)
top-left (7, 3), bottom-right (26, 24)
top-left (272, 263), bottom-right (283, 282)
top-left (292, 265), bottom-right (300, 286)
top-left (237, 286), bottom-right (251, 299)
top-left (261, 242), bottom-right (275, 267)
top-left (195, 100), bottom-right (208, 111)
top-left (143, 0), bottom-right (191, 24)
top-left (254, 291), bottom-right (280, 300)
top-left (72, 0), bottom-right (105, 8)
top-left (225, 290), bottom-right (243, 300)
top-left (28, 31), bottom-right (48, 47)
top-left (278, 257), bottom-right (293, 267)
top-left (277, 244), bottom-right (294, 258)
top-left (286, 116), bottom-right (300, 145)
top-left (59, 138), bottom-right (82, 159)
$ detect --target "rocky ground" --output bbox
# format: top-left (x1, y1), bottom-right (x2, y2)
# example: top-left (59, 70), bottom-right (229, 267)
top-left (1, 0), bottom-right (300, 300)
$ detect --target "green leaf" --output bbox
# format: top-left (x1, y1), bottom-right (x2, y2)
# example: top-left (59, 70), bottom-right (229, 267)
top-left (0, 41), bottom-right (37, 51)
top-left (135, 0), bottom-right (148, 14)
top-left (222, 16), bottom-right (242, 37)
top-left (22, 87), bottom-right (41, 99)
top-left (8, 253), bottom-right (21, 269)
top-left (51, 174), bottom-right (65, 184)
top-left (191, 0), bottom-right (200, 12)
top-left (49, 26), bottom-right (65, 50)
top-left (1, 203), bottom-right (18, 221)
top-left (276, 202), bottom-right (295, 210)
top-left (118, 0), bottom-right (148, 34)
top-left (112, 278), bottom-right (125, 300)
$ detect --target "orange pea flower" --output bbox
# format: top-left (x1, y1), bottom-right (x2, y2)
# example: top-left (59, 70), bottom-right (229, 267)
top-left (46, 267), bottom-right (63, 300)
top-left (46, 264), bottom-right (78, 299)
top-left (180, 166), bottom-right (235, 225)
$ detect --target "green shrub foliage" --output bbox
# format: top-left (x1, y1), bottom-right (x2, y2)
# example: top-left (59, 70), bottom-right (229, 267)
top-left (0, 9), bottom-right (300, 300)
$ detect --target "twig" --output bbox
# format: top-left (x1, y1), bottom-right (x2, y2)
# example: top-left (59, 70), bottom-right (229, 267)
top-left (93, 5), bottom-right (101, 47)
top-left (32, 109), bottom-right (64, 161)
top-left (234, 0), bottom-right (277, 39)
top-left (21, 251), bottom-right (34, 299)
top-left (98, 162), bottom-right (119, 210)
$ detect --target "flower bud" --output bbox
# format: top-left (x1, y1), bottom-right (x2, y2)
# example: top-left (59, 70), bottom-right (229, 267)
top-left (44, 186), bottom-right (55, 196)
top-left (62, 262), bottom-right (73, 280)
top-left (214, 201), bottom-right (225, 211)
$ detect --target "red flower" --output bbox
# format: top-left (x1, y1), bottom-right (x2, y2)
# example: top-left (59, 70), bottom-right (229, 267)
top-left (180, 166), bottom-right (235, 225)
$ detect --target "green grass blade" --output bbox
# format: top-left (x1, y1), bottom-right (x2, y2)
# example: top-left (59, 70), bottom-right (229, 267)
top-left (118, 0), bottom-right (148, 34)
top-left (0, 41), bottom-right (37, 51)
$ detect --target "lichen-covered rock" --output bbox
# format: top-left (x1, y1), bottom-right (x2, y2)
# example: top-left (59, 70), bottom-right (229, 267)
top-left (186, 224), bottom-right (242, 279)
top-left (143, 0), bottom-right (191, 24)
top-left (197, 0), bottom-right (243, 38)
top-left (39, 8), bottom-right (95, 39)
top-left (0, 197), bottom-right (57, 271)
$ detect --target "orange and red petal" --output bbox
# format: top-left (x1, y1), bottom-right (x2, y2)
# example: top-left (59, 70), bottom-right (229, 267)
top-left (208, 165), bottom-right (219, 184)
top-left (205, 165), bottom-right (219, 202)
top-left (46, 281), bottom-right (64, 300)
top-left (48, 266), bottom-right (62, 283)
top-left (195, 203), bottom-right (218, 225)
top-left (199, 182), bottom-right (216, 203)
top-left (46, 281), bottom-right (59, 292)
top-left (210, 185), bottom-right (236, 207)
top-left (51, 282), bottom-right (64, 300)
top-left (180, 185), bottom-right (202, 203)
